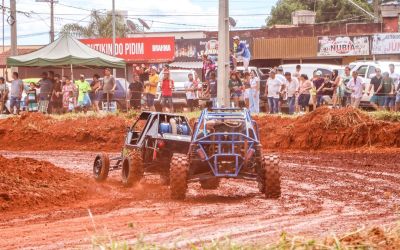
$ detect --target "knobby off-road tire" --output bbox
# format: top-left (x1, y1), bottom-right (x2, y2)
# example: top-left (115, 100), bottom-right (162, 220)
top-left (121, 152), bottom-right (144, 187)
top-left (93, 153), bottom-right (110, 182)
top-left (170, 153), bottom-right (189, 200)
top-left (200, 178), bottom-right (220, 189)
top-left (262, 155), bottom-right (281, 198)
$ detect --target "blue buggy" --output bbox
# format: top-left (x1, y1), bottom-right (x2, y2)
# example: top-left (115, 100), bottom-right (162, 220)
top-left (169, 108), bottom-right (281, 200)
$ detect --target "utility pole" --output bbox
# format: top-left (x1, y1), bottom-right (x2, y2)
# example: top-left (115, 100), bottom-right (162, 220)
top-left (217, 0), bottom-right (230, 108)
top-left (112, 0), bottom-right (116, 76)
top-left (50, 0), bottom-right (54, 42)
top-left (373, 0), bottom-right (380, 22)
top-left (2, 0), bottom-right (5, 76)
top-left (10, 0), bottom-right (17, 73)
top-left (36, 0), bottom-right (57, 42)
top-left (346, 0), bottom-right (376, 22)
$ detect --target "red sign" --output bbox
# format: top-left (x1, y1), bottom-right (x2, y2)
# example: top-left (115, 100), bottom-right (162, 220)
top-left (80, 37), bottom-right (175, 62)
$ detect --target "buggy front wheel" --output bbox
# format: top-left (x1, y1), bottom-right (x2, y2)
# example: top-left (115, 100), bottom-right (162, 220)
top-left (121, 153), bottom-right (144, 187)
top-left (93, 153), bottom-right (110, 182)
top-left (262, 154), bottom-right (281, 198)
top-left (170, 153), bottom-right (189, 200)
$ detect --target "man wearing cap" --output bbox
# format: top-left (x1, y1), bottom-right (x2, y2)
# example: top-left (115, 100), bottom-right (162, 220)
top-left (144, 66), bottom-right (159, 111)
top-left (233, 36), bottom-right (251, 71)
top-left (161, 70), bottom-right (174, 112)
top-left (75, 74), bottom-right (91, 113)
top-left (313, 70), bottom-right (325, 107)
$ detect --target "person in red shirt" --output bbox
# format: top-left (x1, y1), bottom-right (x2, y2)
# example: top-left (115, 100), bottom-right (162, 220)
top-left (161, 70), bottom-right (174, 112)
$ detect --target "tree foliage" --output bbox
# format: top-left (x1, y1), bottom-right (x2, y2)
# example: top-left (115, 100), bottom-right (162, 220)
top-left (61, 10), bottom-right (133, 38)
top-left (266, 0), bottom-right (374, 26)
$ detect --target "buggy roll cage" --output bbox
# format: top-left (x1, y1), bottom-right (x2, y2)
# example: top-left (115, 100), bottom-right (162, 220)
top-left (192, 108), bottom-right (260, 177)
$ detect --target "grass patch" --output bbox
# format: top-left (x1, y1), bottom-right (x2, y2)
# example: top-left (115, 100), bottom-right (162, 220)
top-left (41, 109), bottom-right (400, 123)
top-left (366, 111), bottom-right (400, 122)
top-left (91, 223), bottom-right (400, 250)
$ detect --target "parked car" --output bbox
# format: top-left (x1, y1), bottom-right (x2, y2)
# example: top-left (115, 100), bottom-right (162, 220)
top-left (86, 78), bottom-right (129, 110)
top-left (280, 64), bottom-right (344, 79)
top-left (349, 61), bottom-right (400, 104)
top-left (156, 69), bottom-right (196, 108)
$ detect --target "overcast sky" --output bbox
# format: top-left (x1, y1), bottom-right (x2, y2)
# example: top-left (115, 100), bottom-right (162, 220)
top-left (0, 0), bottom-right (277, 45)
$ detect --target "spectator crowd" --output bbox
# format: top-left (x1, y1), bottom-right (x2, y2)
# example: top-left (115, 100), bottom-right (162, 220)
top-left (0, 37), bottom-right (399, 115)
top-left (0, 68), bottom-right (117, 115)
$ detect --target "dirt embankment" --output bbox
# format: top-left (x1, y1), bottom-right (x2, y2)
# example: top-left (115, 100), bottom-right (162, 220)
top-left (0, 156), bottom-right (91, 212)
top-left (0, 113), bottom-right (128, 151)
top-left (255, 107), bottom-right (400, 150)
top-left (0, 108), bottom-right (399, 151)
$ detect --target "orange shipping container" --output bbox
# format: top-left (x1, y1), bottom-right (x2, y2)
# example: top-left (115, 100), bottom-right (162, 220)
top-left (253, 37), bottom-right (318, 60)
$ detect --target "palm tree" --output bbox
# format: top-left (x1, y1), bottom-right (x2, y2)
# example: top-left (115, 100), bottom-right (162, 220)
top-left (61, 10), bottom-right (136, 38)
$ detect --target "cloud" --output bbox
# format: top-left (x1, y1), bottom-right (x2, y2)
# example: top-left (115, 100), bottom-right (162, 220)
top-left (1, 0), bottom-right (272, 45)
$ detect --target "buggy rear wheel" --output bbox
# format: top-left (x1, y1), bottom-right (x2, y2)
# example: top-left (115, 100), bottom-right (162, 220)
top-left (200, 178), bottom-right (220, 190)
top-left (93, 153), bottom-right (110, 182)
top-left (170, 153), bottom-right (189, 200)
top-left (121, 152), bottom-right (144, 187)
top-left (262, 155), bottom-right (281, 198)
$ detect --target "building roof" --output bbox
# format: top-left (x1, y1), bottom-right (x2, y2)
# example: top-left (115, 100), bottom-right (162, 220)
top-left (292, 10), bottom-right (316, 15)
top-left (7, 34), bottom-right (126, 68)
top-left (381, 1), bottom-right (400, 6)
top-left (0, 48), bottom-right (39, 67)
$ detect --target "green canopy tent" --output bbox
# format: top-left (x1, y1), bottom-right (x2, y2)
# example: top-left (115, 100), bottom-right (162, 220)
top-left (6, 33), bottom-right (126, 69)
top-left (7, 34), bottom-right (128, 110)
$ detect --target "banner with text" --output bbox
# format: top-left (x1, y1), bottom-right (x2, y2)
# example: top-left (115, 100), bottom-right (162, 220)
top-left (372, 33), bottom-right (400, 55)
top-left (175, 38), bottom-right (252, 62)
top-left (80, 37), bottom-right (175, 62)
top-left (317, 36), bottom-right (369, 57)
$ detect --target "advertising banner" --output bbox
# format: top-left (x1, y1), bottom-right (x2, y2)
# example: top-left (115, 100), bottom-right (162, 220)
top-left (372, 33), bottom-right (400, 55)
top-left (317, 36), bottom-right (369, 57)
top-left (175, 37), bottom-right (252, 62)
top-left (80, 37), bottom-right (175, 62)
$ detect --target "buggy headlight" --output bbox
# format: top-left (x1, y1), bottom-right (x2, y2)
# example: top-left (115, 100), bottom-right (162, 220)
top-left (245, 148), bottom-right (255, 162)
top-left (197, 149), bottom-right (206, 161)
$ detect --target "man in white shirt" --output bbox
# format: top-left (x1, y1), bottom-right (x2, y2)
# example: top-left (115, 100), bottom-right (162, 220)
top-left (347, 71), bottom-right (365, 108)
top-left (293, 64), bottom-right (301, 80)
top-left (184, 73), bottom-right (196, 111)
top-left (276, 66), bottom-right (286, 112)
top-left (276, 66), bottom-right (286, 83)
top-left (265, 70), bottom-right (284, 114)
top-left (392, 64), bottom-right (400, 111)
top-left (284, 72), bottom-right (299, 115)
top-left (389, 64), bottom-right (399, 89)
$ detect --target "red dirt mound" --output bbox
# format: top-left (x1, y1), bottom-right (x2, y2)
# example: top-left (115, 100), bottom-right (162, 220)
top-left (0, 113), bottom-right (128, 151)
top-left (0, 155), bottom-right (91, 212)
top-left (256, 107), bottom-right (400, 150)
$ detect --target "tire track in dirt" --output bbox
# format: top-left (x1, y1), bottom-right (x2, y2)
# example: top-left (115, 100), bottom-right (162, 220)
top-left (0, 151), bottom-right (399, 249)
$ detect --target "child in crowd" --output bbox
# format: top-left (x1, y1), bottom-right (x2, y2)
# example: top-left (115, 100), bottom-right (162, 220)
top-left (27, 82), bottom-right (38, 112)
top-left (68, 91), bottom-right (76, 112)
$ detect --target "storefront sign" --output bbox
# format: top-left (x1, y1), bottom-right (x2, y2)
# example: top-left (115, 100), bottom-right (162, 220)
top-left (317, 36), bottom-right (369, 57)
top-left (80, 37), bottom-right (175, 62)
top-left (372, 33), bottom-right (400, 55)
top-left (175, 38), bottom-right (252, 62)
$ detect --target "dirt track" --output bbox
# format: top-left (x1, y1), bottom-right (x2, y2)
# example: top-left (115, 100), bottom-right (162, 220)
top-left (1, 150), bottom-right (399, 249)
